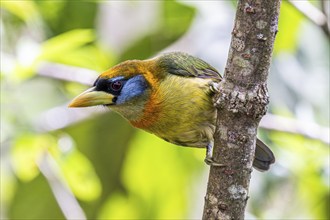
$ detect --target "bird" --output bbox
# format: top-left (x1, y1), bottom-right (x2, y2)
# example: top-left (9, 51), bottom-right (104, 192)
top-left (68, 52), bottom-right (275, 171)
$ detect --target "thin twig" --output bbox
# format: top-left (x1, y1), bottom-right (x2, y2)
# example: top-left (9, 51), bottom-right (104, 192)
top-left (37, 62), bottom-right (98, 86)
top-left (37, 151), bottom-right (87, 220)
top-left (35, 104), bottom-right (105, 132)
top-left (288, 0), bottom-right (329, 38)
top-left (321, 0), bottom-right (330, 37)
top-left (260, 114), bottom-right (329, 144)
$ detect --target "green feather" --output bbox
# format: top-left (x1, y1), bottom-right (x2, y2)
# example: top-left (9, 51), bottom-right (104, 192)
top-left (156, 52), bottom-right (222, 80)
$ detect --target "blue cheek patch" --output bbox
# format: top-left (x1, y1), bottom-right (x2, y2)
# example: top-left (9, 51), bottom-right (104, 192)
top-left (116, 75), bottom-right (148, 104)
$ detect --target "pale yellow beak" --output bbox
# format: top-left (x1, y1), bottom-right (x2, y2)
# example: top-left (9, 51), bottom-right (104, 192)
top-left (68, 87), bottom-right (115, 107)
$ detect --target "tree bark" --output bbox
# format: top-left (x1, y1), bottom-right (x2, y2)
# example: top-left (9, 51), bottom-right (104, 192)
top-left (202, 1), bottom-right (281, 219)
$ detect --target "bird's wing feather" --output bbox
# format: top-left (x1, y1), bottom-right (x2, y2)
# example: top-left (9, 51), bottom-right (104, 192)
top-left (157, 52), bottom-right (222, 80)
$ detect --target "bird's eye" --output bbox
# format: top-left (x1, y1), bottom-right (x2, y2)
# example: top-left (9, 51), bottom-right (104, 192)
top-left (110, 81), bottom-right (123, 92)
top-left (94, 77), bottom-right (126, 95)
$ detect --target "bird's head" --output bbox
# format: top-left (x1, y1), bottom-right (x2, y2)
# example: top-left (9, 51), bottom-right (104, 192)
top-left (69, 51), bottom-right (220, 125)
top-left (68, 59), bottom-right (161, 121)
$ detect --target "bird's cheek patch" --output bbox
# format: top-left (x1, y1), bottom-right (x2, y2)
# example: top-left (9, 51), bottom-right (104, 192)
top-left (116, 75), bottom-right (148, 104)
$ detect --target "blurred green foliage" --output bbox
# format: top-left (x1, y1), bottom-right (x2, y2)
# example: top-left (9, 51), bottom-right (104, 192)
top-left (273, 1), bottom-right (304, 54)
top-left (1, 1), bottom-right (329, 220)
top-left (119, 1), bottom-right (195, 61)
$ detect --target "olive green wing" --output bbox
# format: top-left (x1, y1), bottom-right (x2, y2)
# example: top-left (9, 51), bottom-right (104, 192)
top-left (157, 52), bottom-right (222, 80)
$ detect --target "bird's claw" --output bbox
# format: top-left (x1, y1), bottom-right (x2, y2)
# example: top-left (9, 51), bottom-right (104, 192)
top-left (205, 142), bottom-right (225, 167)
top-left (204, 157), bottom-right (226, 167)
top-left (209, 82), bottom-right (220, 93)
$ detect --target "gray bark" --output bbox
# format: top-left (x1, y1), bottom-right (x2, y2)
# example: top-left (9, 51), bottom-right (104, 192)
top-left (202, 1), bottom-right (281, 219)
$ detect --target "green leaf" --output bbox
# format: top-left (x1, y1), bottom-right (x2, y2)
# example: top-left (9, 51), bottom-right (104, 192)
top-left (118, 130), bottom-right (203, 219)
top-left (1, 1), bottom-right (39, 22)
top-left (56, 148), bottom-right (102, 202)
top-left (39, 29), bottom-right (95, 61)
top-left (98, 193), bottom-right (140, 219)
top-left (35, 1), bottom-right (98, 35)
top-left (63, 112), bottom-right (137, 218)
top-left (163, 1), bottom-right (195, 38)
top-left (269, 131), bottom-right (329, 219)
top-left (47, 44), bottom-right (114, 71)
top-left (120, 1), bottom-right (195, 61)
top-left (274, 2), bottom-right (304, 54)
top-left (11, 134), bottom-right (57, 182)
top-left (8, 175), bottom-right (65, 219)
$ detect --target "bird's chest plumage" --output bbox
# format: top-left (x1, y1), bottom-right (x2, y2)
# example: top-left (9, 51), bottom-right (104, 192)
top-left (130, 75), bottom-right (217, 148)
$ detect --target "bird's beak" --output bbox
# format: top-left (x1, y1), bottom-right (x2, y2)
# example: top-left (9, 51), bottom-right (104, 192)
top-left (68, 87), bottom-right (115, 107)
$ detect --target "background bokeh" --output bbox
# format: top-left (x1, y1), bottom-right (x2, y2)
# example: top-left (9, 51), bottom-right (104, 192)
top-left (1, 1), bottom-right (329, 219)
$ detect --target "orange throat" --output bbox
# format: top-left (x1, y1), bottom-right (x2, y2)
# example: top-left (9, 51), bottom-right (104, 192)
top-left (130, 92), bottom-right (161, 130)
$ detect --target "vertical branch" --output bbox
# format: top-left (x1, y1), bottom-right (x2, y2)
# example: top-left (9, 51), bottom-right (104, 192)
top-left (203, 1), bottom-right (281, 219)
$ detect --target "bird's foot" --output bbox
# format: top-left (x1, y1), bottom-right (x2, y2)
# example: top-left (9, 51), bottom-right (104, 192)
top-left (205, 142), bottom-right (225, 167)
top-left (204, 156), bottom-right (226, 167)
top-left (209, 82), bottom-right (220, 93)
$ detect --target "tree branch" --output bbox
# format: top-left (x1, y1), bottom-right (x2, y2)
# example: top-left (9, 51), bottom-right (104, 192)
top-left (287, 0), bottom-right (329, 38)
top-left (38, 151), bottom-right (86, 220)
top-left (37, 62), bottom-right (98, 86)
top-left (260, 114), bottom-right (330, 145)
top-left (202, 1), bottom-right (281, 219)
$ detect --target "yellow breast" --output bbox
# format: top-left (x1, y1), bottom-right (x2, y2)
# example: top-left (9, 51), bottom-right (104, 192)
top-left (131, 74), bottom-right (216, 148)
